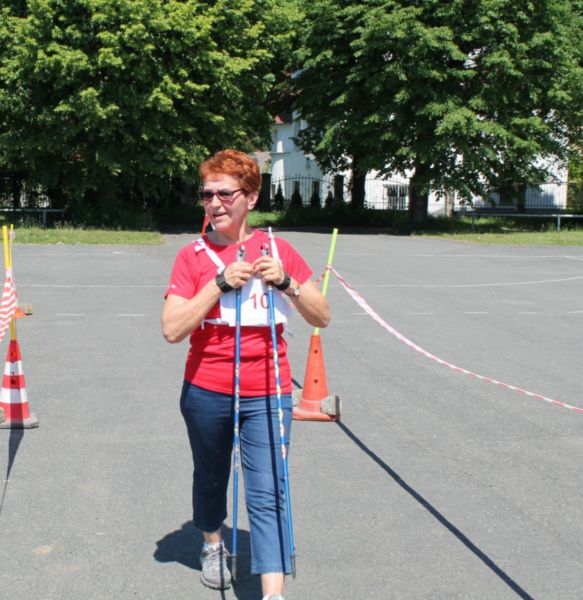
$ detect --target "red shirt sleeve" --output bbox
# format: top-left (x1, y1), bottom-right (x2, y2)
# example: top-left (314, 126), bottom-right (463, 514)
top-left (274, 237), bottom-right (313, 284)
top-left (165, 243), bottom-right (199, 300)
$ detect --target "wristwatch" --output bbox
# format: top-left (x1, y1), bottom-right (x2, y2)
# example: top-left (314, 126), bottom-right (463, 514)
top-left (275, 272), bottom-right (299, 297)
top-left (285, 284), bottom-right (300, 298)
top-left (215, 271), bottom-right (233, 293)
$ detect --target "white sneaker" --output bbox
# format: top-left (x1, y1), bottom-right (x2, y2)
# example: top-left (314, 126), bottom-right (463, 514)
top-left (199, 543), bottom-right (231, 590)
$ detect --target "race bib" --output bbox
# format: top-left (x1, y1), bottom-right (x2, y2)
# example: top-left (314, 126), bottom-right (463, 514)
top-left (220, 276), bottom-right (291, 326)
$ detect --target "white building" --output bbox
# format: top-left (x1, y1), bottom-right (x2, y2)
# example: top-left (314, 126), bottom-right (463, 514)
top-left (270, 113), bottom-right (332, 206)
top-left (269, 111), bottom-right (568, 214)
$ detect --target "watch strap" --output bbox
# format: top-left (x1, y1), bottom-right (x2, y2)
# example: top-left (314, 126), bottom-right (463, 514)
top-left (275, 272), bottom-right (291, 291)
top-left (215, 271), bottom-right (233, 293)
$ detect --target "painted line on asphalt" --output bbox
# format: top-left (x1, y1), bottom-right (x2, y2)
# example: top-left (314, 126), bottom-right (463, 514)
top-left (329, 252), bottom-right (583, 260)
top-left (19, 284), bottom-right (164, 288)
top-left (24, 277), bottom-right (583, 290)
top-left (51, 310), bottom-right (583, 318)
top-left (53, 313), bottom-right (147, 317)
top-left (15, 252), bottom-right (146, 257)
top-left (331, 275), bottom-right (583, 289)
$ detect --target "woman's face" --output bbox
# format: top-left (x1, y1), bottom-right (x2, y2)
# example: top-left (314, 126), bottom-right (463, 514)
top-left (202, 173), bottom-right (258, 237)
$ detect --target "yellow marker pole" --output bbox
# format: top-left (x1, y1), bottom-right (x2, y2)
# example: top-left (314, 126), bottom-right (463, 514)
top-left (313, 227), bottom-right (338, 336)
top-left (2, 226), bottom-right (10, 270)
top-left (2, 225), bottom-right (16, 341)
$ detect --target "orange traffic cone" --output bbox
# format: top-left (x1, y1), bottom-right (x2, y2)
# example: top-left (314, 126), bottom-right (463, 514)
top-left (293, 334), bottom-right (340, 421)
top-left (0, 339), bottom-right (38, 429)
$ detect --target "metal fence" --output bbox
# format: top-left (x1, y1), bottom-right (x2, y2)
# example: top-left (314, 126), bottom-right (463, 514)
top-left (269, 175), bottom-right (411, 209)
top-left (467, 182), bottom-right (583, 212)
top-left (269, 175), bottom-right (336, 208)
top-left (3, 173), bottom-right (583, 217)
top-left (269, 176), bottom-right (583, 214)
top-left (0, 176), bottom-right (52, 209)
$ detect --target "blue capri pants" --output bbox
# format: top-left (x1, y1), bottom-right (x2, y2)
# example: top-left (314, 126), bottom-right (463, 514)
top-left (180, 381), bottom-right (293, 575)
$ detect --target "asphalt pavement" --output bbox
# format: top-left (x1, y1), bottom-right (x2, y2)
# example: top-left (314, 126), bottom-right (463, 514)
top-left (0, 229), bottom-right (582, 600)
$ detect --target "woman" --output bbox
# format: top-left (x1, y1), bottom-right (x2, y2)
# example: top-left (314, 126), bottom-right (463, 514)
top-left (162, 149), bottom-right (329, 600)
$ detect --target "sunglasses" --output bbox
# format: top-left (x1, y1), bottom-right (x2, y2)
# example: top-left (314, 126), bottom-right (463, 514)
top-left (197, 188), bottom-right (245, 203)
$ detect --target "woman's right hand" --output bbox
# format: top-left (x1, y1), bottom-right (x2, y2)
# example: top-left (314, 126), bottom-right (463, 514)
top-left (163, 262), bottom-right (253, 343)
top-left (223, 261), bottom-right (254, 289)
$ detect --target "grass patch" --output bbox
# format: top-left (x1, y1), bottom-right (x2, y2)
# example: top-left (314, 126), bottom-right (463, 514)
top-left (248, 211), bottom-right (284, 228)
top-left (250, 206), bottom-right (401, 229)
top-left (419, 230), bottom-right (583, 245)
top-left (13, 226), bottom-right (163, 245)
top-left (6, 210), bottom-right (583, 246)
top-left (415, 216), bottom-right (583, 245)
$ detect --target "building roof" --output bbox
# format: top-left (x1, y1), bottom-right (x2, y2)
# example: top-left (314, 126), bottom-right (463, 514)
top-left (274, 113), bottom-right (293, 124)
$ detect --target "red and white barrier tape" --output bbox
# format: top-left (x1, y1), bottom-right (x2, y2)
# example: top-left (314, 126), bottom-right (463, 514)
top-left (314, 264), bottom-right (333, 287)
top-left (331, 267), bottom-right (583, 415)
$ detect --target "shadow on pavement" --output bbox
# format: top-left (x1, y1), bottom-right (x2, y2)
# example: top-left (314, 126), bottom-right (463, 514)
top-left (0, 428), bottom-right (24, 519)
top-left (154, 521), bottom-right (262, 599)
top-left (336, 421), bottom-right (535, 600)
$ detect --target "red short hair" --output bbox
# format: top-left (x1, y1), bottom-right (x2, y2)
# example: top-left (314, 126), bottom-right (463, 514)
top-left (199, 149), bottom-right (261, 193)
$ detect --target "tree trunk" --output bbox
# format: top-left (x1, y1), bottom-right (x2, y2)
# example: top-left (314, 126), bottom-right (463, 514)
top-left (11, 175), bottom-right (22, 210)
top-left (409, 162), bottom-right (430, 226)
top-left (516, 183), bottom-right (526, 212)
top-left (498, 181), bottom-right (526, 211)
top-left (350, 156), bottom-right (366, 208)
top-left (258, 173), bottom-right (271, 211)
top-left (333, 174), bottom-right (344, 205)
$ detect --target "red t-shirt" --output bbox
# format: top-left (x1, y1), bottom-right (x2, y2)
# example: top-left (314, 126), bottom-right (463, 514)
top-left (166, 229), bottom-right (313, 396)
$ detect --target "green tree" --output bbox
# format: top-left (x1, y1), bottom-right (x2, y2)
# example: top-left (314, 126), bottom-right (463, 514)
top-left (293, 0), bottom-right (583, 223)
top-left (289, 0), bottom-right (371, 207)
top-left (0, 0), bottom-right (293, 224)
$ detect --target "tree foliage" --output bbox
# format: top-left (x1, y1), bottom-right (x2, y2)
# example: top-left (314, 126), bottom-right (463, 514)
top-left (292, 0), bottom-right (583, 221)
top-left (0, 0), bottom-right (292, 223)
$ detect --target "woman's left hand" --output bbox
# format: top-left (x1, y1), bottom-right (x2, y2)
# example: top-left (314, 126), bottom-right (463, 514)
top-left (252, 256), bottom-right (330, 327)
top-left (252, 256), bottom-right (286, 287)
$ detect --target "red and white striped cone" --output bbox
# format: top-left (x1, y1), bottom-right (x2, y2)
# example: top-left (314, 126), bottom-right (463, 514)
top-left (0, 339), bottom-right (38, 429)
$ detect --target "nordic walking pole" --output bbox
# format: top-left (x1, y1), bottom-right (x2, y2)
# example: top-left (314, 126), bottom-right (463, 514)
top-left (261, 237), bottom-right (296, 578)
top-left (231, 244), bottom-right (246, 581)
